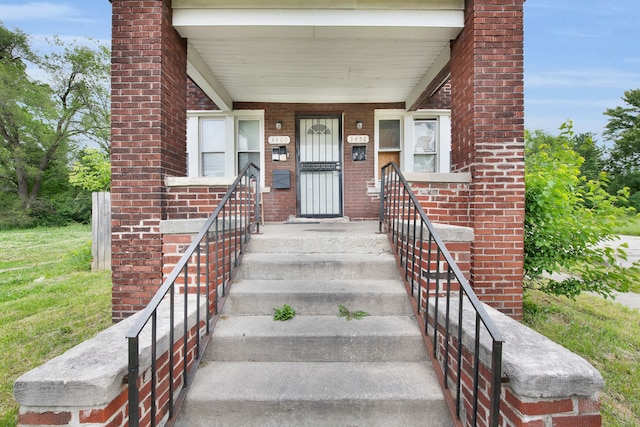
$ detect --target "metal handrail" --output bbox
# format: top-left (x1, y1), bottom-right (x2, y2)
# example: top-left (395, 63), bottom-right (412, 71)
top-left (379, 162), bottom-right (503, 427)
top-left (126, 162), bottom-right (260, 427)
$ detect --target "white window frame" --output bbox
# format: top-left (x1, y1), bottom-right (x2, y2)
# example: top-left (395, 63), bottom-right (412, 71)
top-left (187, 110), bottom-right (265, 182)
top-left (374, 109), bottom-right (451, 181)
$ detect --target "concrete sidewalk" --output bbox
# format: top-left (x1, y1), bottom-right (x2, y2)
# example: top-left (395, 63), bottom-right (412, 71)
top-left (603, 235), bottom-right (640, 310)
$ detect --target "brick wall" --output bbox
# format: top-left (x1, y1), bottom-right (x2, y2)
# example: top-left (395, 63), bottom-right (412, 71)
top-left (450, 0), bottom-right (525, 319)
top-left (411, 180), bottom-right (471, 227)
top-left (16, 303), bottom-right (204, 427)
top-left (235, 102), bottom-right (405, 221)
top-left (418, 82), bottom-right (452, 111)
top-left (428, 319), bottom-right (602, 427)
top-left (187, 77), bottom-right (219, 111)
top-left (111, 0), bottom-right (187, 321)
top-left (166, 185), bottom-right (230, 220)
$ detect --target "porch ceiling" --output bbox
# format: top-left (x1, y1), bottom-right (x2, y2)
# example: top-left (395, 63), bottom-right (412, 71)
top-left (172, 7), bottom-right (464, 111)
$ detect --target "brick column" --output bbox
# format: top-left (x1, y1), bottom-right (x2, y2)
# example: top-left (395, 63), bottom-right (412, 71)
top-left (111, 0), bottom-right (187, 321)
top-left (450, 0), bottom-right (525, 319)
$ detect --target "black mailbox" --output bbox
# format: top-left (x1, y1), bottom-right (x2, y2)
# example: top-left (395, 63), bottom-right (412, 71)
top-left (273, 169), bottom-right (290, 189)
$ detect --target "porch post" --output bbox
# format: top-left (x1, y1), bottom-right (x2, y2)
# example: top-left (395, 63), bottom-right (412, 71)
top-left (111, 0), bottom-right (187, 321)
top-left (450, 0), bottom-right (525, 319)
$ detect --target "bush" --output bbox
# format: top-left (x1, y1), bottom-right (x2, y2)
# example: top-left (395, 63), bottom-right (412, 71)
top-left (525, 122), bottom-right (640, 298)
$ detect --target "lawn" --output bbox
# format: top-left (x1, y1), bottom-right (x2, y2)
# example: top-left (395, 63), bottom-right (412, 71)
top-left (0, 225), bottom-right (112, 427)
top-left (614, 215), bottom-right (640, 236)
top-left (524, 290), bottom-right (640, 427)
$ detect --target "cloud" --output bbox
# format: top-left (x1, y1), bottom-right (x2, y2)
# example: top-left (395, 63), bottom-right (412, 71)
top-left (526, 98), bottom-right (620, 108)
top-left (0, 2), bottom-right (90, 23)
top-left (525, 69), bottom-right (640, 90)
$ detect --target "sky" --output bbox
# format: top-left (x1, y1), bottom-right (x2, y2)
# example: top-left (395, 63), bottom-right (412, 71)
top-left (1, 0), bottom-right (639, 145)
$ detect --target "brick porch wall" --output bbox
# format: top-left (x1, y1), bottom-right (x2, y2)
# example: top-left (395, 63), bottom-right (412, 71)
top-left (15, 294), bottom-right (603, 427)
top-left (110, 0), bottom-right (187, 321)
top-left (235, 102), bottom-right (405, 222)
top-left (450, 0), bottom-right (525, 319)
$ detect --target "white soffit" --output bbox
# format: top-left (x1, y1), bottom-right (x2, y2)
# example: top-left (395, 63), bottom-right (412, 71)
top-left (173, 8), bottom-right (464, 105)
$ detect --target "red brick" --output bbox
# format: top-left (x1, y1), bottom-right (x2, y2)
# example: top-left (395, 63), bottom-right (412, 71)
top-left (18, 411), bottom-right (72, 425)
top-left (577, 397), bottom-right (601, 414)
top-left (79, 388), bottom-right (128, 423)
top-left (504, 389), bottom-right (573, 416)
top-left (552, 414), bottom-right (602, 427)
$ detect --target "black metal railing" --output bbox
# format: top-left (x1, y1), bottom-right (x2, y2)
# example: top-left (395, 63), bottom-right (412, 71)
top-left (379, 162), bottom-right (503, 427)
top-left (126, 163), bottom-right (260, 427)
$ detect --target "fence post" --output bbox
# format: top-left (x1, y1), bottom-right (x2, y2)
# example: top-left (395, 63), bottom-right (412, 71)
top-left (92, 191), bottom-right (112, 271)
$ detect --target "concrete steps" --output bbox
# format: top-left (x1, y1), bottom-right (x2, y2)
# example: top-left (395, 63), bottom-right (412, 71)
top-left (176, 362), bottom-right (448, 427)
top-left (221, 279), bottom-right (413, 316)
top-left (207, 315), bottom-right (427, 362)
top-left (176, 221), bottom-right (451, 427)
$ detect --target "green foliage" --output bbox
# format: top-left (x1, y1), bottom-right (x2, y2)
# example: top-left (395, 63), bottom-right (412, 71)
top-left (273, 304), bottom-right (295, 321)
top-left (604, 89), bottom-right (640, 211)
top-left (604, 89), bottom-right (640, 169)
top-left (0, 23), bottom-right (110, 228)
top-left (525, 121), bottom-right (640, 298)
top-left (337, 304), bottom-right (369, 320)
top-left (69, 148), bottom-right (111, 192)
top-left (572, 132), bottom-right (606, 183)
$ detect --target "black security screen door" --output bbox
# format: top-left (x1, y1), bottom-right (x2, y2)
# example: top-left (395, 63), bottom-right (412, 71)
top-left (297, 116), bottom-right (343, 217)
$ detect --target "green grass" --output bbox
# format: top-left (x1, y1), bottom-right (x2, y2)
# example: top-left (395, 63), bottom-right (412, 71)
top-left (523, 290), bottom-right (640, 427)
top-left (613, 215), bottom-right (640, 236)
top-left (0, 225), bottom-right (112, 427)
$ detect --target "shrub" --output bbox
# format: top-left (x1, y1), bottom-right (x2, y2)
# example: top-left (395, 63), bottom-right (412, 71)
top-left (525, 122), bottom-right (640, 298)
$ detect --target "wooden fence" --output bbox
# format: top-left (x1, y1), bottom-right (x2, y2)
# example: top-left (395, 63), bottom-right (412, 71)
top-left (92, 192), bottom-right (111, 271)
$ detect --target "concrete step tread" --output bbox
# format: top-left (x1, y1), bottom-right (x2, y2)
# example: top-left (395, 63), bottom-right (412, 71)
top-left (223, 279), bottom-right (414, 316)
top-left (228, 279), bottom-right (407, 295)
top-left (185, 362), bottom-right (444, 401)
top-left (247, 224), bottom-right (390, 255)
top-left (240, 252), bottom-right (395, 262)
top-left (213, 315), bottom-right (423, 338)
top-left (236, 252), bottom-right (400, 281)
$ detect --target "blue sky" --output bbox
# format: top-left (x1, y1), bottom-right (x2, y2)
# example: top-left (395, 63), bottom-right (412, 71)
top-left (1, 0), bottom-right (639, 144)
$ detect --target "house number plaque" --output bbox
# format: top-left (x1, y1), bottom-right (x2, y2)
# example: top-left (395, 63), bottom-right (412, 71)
top-left (268, 136), bottom-right (291, 145)
top-left (347, 135), bottom-right (369, 144)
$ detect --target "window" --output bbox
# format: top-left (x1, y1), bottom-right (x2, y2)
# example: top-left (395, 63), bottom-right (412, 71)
top-left (201, 118), bottom-right (226, 177)
top-left (413, 119), bottom-right (437, 173)
top-left (374, 110), bottom-right (450, 179)
top-left (187, 111), bottom-right (264, 179)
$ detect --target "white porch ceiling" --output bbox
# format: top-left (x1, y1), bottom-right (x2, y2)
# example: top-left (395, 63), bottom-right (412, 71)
top-left (172, 7), bottom-right (464, 111)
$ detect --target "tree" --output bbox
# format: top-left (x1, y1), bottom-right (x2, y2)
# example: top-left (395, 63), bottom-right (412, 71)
top-left (0, 23), bottom-right (110, 212)
top-left (604, 89), bottom-right (640, 169)
top-left (604, 89), bottom-right (640, 210)
top-left (69, 147), bottom-right (111, 192)
top-left (572, 132), bottom-right (606, 183)
top-left (525, 121), bottom-right (640, 298)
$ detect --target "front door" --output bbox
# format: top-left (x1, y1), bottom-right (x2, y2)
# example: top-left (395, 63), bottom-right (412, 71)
top-left (297, 116), bottom-right (343, 217)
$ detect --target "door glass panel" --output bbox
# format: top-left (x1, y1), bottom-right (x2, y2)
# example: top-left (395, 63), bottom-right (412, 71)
top-left (379, 119), bottom-right (400, 149)
top-left (238, 152), bottom-right (260, 171)
top-left (237, 120), bottom-right (260, 151)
